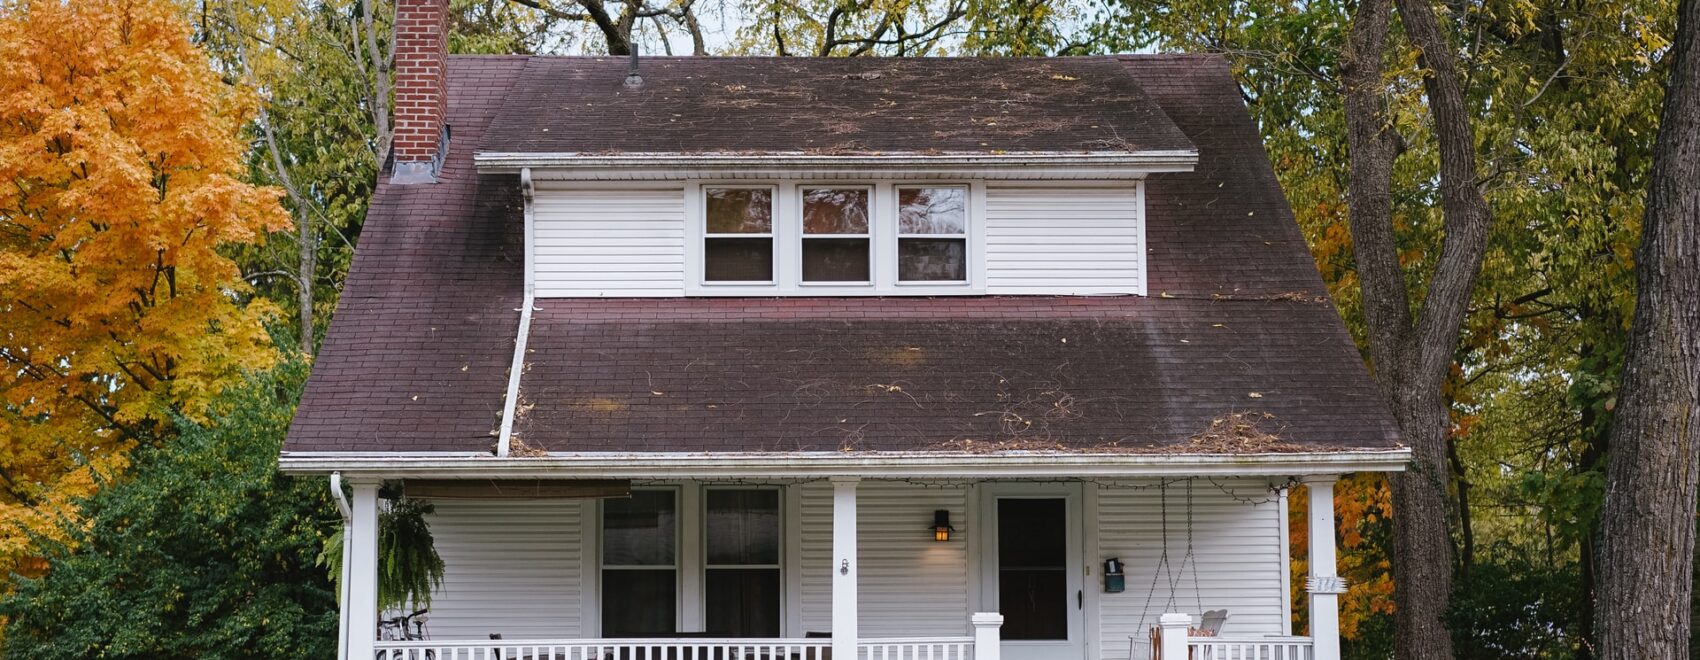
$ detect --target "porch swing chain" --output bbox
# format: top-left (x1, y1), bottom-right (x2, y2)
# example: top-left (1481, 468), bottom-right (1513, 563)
top-left (1130, 479), bottom-right (1208, 660)
top-left (1132, 480), bottom-right (1174, 660)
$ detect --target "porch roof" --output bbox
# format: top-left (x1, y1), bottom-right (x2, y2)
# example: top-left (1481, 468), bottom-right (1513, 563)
top-left (502, 296), bottom-right (1398, 455)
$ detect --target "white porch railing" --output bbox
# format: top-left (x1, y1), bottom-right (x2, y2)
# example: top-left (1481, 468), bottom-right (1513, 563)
top-left (858, 636), bottom-right (974, 659)
top-left (374, 639), bottom-right (830, 660)
top-left (1188, 636), bottom-right (1315, 660)
top-left (373, 637), bottom-right (984, 660)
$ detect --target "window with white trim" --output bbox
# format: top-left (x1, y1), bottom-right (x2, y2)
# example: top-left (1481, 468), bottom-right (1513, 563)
top-left (600, 489), bottom-right (678, 637)
top-left (800, 187), bottom-right (872, 283)
top-left (599, 487), bottom-right (783, 638)
top-left (703, 187), bottom-right (775, 283)
top-left (704, 488), bottom-right (782, 636)
top-left (896, 186), bottom-right (968, 282)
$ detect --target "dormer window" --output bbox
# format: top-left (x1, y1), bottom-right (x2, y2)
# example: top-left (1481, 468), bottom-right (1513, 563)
top-left (897, 186), bottom-right (968, 282)
top-left (689, 180), bottom-right (986, 294)
top-left (801, 187), bottom-right (872, 283)
top-left (703, 187), bottom-right (775, 283)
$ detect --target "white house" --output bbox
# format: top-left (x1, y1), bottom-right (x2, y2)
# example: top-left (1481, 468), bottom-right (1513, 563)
top-left (280, 1), bottom-right (1409, 659)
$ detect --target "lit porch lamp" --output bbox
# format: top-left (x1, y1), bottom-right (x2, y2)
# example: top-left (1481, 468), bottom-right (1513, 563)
top-left (932, 510), bottom-right (955, 542)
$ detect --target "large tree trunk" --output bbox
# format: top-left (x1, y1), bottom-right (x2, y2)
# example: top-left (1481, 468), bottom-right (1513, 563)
top-left (1341, 0), bottom-right (1497, 657)
top-left (1594, 0), bottom-right (1700, 654)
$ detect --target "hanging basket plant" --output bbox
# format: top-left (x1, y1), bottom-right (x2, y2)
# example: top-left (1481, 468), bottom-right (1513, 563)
top-left (320, 493), bottom-right (446, 612)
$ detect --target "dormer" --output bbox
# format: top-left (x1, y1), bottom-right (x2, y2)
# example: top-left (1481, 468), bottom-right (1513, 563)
top-left (472, 57), bottom-right (1198, 298)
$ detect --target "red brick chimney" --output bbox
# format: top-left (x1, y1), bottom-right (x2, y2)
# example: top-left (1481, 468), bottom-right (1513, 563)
top-left (391, 0), bottom-right (448, 184)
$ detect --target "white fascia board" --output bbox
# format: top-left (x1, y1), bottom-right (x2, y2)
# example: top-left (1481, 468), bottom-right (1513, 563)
top-left (278, 448), bottom-right (1411, 479)
top-left (474, 151), bottom-right (1200, 178)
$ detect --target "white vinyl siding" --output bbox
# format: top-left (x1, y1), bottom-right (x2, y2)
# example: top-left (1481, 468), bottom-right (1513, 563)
top-left (424, 499), bottom-right (587, 639)
top-left (533, 184), bottom-right (686, 297)
top-left (798, 481), bottom-right (972, 637)
top-left (1094, 480), bottom-right (1287, 660)
top-left (983, 184), bottom-right (1144, 295)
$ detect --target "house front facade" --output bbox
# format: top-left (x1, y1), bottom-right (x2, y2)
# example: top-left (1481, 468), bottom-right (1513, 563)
top-left (280, 2), bottom-right (1409, 659)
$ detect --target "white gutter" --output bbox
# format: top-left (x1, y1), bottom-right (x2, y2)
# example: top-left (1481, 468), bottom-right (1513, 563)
top-left (329, 473), bottom-right (352, 660)
top-left (280, 448), bottom-right (1411, 479)
top-left (475, 150), bottom-right (1201, 174)
top-left (495, 168), bottom-right (538, 457)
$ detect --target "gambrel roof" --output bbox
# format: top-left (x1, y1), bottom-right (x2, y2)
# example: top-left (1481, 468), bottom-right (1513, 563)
top-left (283, 54), bottom-right (1402, 456)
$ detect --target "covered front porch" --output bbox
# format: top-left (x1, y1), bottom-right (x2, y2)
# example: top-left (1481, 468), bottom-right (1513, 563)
top-left (321, 457), bottom-right (1367, 660)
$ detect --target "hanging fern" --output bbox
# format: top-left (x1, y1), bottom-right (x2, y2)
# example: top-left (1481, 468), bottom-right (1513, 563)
top-left (378, 498), bottom-right (446, 611)
top-left (319, 496), bottom-right (446, 612)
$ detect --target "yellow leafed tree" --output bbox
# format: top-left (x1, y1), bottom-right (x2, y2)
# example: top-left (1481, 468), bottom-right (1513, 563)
top-left (0, 0), bottom-right (288, 579)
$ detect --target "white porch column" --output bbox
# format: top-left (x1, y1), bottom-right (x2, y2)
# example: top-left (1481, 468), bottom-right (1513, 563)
top-left (971, 612), bottom-right (1004, 660)
top-left (831, 477), bottom-right (860, 660)
top-left (1304, 476), bottom-right (1346, 660)
top-left (347, 480), bottom-right (382, 659)
top-left (1158, 612), bottom-right (1191, 660)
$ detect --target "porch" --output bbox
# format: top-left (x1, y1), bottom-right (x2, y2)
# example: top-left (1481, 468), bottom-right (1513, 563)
top-left (336, 473), bottom-right (1348, 660)
top-left (374, 631), bottom-right (1316, 660)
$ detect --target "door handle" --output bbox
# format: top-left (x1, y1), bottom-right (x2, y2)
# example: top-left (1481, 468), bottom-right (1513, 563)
top-left (1078, 590), bottom-right (1084, 609)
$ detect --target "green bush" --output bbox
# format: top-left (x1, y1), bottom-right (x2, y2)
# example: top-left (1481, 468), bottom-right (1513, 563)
top-left (0, 361), bottom-right (338, 659)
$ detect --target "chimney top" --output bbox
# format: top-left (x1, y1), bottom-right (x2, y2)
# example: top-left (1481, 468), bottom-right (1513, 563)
top-left (391, 0), bottom-right (449, 184)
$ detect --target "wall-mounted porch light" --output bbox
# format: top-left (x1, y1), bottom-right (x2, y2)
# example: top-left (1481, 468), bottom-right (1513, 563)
top-left (932, 509), bottom-right (955, 542)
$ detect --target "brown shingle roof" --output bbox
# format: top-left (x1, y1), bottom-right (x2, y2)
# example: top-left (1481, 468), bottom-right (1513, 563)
top-left (512, 297), bottom-right (1397, 452)
top-left (479, 57), bottom-right (1196, 156)
top-left (283, 54), bottom-right (1401, 455)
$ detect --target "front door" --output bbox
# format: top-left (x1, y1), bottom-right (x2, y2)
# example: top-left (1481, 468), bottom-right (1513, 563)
top-left (980, 484), bottom-right (1085, 660)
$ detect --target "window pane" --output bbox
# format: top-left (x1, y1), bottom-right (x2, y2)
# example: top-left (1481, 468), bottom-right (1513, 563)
top-left (706, 569), bottom-right (781, 637)
top-left (803, 188), bottom-right (870, 235)
top-left (706, 188), bottom-right (773, 234)
top-left (603, 490), bottom-right (676, 566)
top-left (898, 188), bottom-right (967, 235)
top-left (602, 569), bottom-right (677, 637)
top-left (802, 238), bottom-right (871, 282)
top-left (706, 489), bottom-right (780, 565)
top-left (705, 238), bottom-right (774, 282)
top-left (898, 238), bottom-right (967, 281)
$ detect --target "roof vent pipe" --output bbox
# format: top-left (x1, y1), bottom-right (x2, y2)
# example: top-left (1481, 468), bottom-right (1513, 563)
top-left (624, 42), bottom-right (642, 88)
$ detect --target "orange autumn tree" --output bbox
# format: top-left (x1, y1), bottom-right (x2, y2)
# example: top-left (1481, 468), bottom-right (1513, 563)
top-left (1289, 474), bottom-right (1397, 641)
top-left (0, 0), bottom-right (288, 578)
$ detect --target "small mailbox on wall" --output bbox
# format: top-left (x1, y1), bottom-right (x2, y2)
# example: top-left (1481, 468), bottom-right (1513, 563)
top-left (1104, 557), bottom-right (1126, 593)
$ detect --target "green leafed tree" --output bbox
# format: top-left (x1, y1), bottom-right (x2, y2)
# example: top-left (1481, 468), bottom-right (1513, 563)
top-left (0, 359), bottom-right (338, 660)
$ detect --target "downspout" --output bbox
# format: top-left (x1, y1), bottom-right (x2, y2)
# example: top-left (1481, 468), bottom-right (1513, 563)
top-left (496, 167), bottom-right (537, 457)
top-left (330, 472), bottom-right (353, 660)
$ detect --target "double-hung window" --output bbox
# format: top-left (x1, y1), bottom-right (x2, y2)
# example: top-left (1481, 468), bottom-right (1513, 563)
top-left (600, 487), bottom-right (781, 638)
top-left (704, 187), bottom-right (776, 283)
top-left (800, 187), bottom-right (872, 283)
top-left (704, 489), bottom-right (782, 637)
top-left (897, 186), bottom-right (968, 282)
top-left (601, 489), bottom-right (679, 637)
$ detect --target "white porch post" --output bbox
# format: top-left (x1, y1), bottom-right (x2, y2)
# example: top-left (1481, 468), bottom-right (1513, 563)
top-left (1304, 476), bottom-right (1346, 660)
top-left (347, 480), bottom-right (381, 659)
top-left (831, 477), bottom-right (860, 660)
top-left (1158, 612), bottom-right (1191, 660)
top-left (972, 612), bottom-right (1003, 660)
